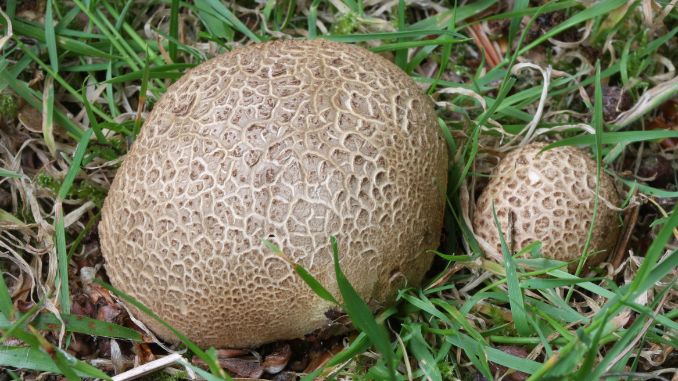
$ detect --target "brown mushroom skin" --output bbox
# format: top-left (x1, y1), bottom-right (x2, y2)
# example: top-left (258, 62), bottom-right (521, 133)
top-left (472, 143), bottom-right (620, 270)
top-left (99, 39), bottom-right (448, 348)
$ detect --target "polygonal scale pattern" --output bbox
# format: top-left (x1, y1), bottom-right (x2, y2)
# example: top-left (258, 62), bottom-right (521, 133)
top-left (473, 143), bottom-right (620, 269)
top-left (99, 39), bottom-right (448, 348)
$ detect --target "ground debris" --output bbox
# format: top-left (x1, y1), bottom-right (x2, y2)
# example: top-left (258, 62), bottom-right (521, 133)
top-left (586, 85), bottom-right (633, 121)
top-left (262, 343), bottom-right (292, 374)
top-left (192, 355), bottom-right (264, 379)
top-left (488, 345), bottom-right (530, 381)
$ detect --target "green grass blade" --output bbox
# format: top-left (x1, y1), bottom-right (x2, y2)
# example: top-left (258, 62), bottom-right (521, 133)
top-left (54, 129), bottom-right (93, 315)
top-left (431, 298), bottom-right (487, 344)
top-left (330, 236), bottom-right (396, 380)
top-left (508, 0), bottom-right (528, 48)
top-left (518, 0), bottom-right (627, 56)
top-left (544, 130), bottom-right (678, 149)
top-left (637, 249), bottom-right (678, 294)
top-left (58, 350), bottom-right (110, 379)
top-left (69, 0), bottom-right (140, 70)
top-left (44, 0), bottom-right (58, 72)
top-left (0, 270), bottom-right (14, 319)
top-left (133, 50), bottom-right (151, 138)
top-left (369, 37), bottom-right (467, 53)
top-left (302, 311), bottom-right (399, 381)
top-left (0, 167), bottom-right (22, 179)
top-left (193, 1), bottom-right (234, 42)
top-left (183, 362), bottom-right (229, 381)
top-left (57, 129), bottom-right (93, 201)
top-left (408, 0), bottom-right (495, 30)
top-left (480, 1), bottom-right (578, 23)
top-left (522, 277), bottom-right (604, 289)
top-left (39, 313), bottom-right (142, 340)
top-left (56, 5), bottom-right (80, 29)
top-left (630, 206), bottom-right (678, 298)
top-left (620, 36), bottom-right (633, 87)
top-left (450, 76), bottom-right (516, 194)
top-left (262, 239), bottom-right (339, 305)
top-left (6, 369), bottom-right (20, 381)
top-left (324, 29), bottom-right (464, 42)
top-left (104, 64), bottom-right (192, 83)
top-left (307, 0), bottom-right (321, 38)
top-left (169, 0), bottom-right (180, 61)
top-left (427, 20), bottom-right (455, 92)
top-left (80, 78), bottom-right (108, 145)
top-left (567, 60), bottom-right (605, 301)
top-left (0, 209), bottom-right (24, 226)
top-left (401, 292), bottom-right (451, 322)
top-left (407, 324), bottom-right (442, 381)
top-left (114, 0), bottom-right (135, 31)
top-left (0, 312), bottom-right (142, 341)
top-left (10, 19), bottom-right (114, 58)
top-left (491, 204), bottom-right (530, 336)
top-left (294, 265), bottom-right (339, 305)
top-left (0, 345), bottom-right (106, 378)
top-left (105, 56), bottom-right (120, 117)
top-left (394, 0), bottom-right (407, 69)
top-left (199, 0), bottom-right (261, 42)
top-left (617, 179), bottom-right (678, 198)
top-left (445, 332), bottom-right (542, 374)
top-left (67, 211), bottom-right (101, 260)
top-left (0, 301), bottom-right (44, 343)
top-left (29, 326), bottom-right (79, 380)
top-left (54, 206), bottom-right (70, 315)
top-left (5, 0), bottom-right (16, 17)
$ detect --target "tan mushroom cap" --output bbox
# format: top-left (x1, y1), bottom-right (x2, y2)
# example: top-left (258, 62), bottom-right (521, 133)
top-left (472, 143), bottom-right (620, 269)
top-left (99, 39), bottom-right (448, 348)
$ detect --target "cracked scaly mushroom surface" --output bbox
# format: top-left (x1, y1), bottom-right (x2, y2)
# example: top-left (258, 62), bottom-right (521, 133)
top-left (99, 39), bottom-right (448, 348)
top-left (473, 143), bottom-right (621, 270)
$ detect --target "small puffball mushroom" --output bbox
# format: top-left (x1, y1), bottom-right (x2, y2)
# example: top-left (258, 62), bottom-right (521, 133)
top-left (99, 39), bottom-right (448, 348)
top-left (472, 143), bottom-right (620, 269)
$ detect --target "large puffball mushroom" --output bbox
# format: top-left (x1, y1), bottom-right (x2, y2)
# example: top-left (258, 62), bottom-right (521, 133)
top-left (99, 39), bottom-right (448, 348)
top-left (472, 143), bottom-right (620, 269)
